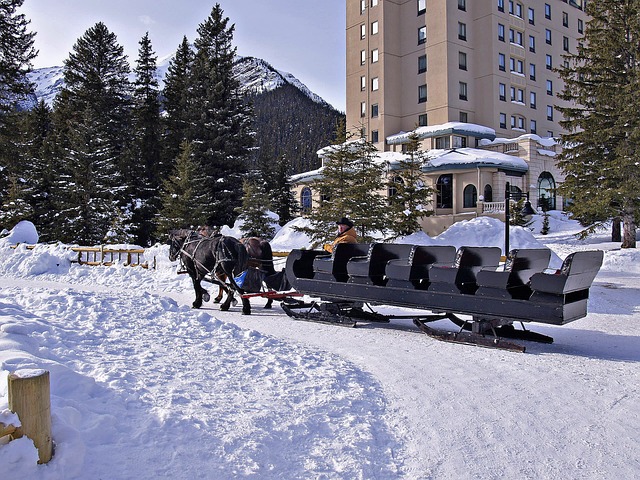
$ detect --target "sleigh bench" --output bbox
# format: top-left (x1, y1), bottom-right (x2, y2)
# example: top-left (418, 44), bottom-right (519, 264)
top-left (428, 246), bottom-right (503, 295)
top-left (385, 245), bottom-right (457, 290)
top-left (312, 243), bottom-right (372, 282)
top-left (346, 243), bottom-right (416, 286)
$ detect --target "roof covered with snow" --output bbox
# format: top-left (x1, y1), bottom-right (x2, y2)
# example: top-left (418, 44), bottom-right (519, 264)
top-left (386, 122), bottom-right (496, 145)
top-left (422, 147), bottom-right (529, 173)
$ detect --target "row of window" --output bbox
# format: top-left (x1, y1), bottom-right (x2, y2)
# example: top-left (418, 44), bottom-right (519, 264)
top-left (499, 111), bottom-right (555, 135)
top-left (499, 0), bottom-right (586, 24)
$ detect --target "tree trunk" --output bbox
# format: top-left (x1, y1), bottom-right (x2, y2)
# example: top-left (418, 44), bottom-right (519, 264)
top-left (612, 217), bottom-right (621, 242)
top-left (621, 213), bottom-right (637, 249)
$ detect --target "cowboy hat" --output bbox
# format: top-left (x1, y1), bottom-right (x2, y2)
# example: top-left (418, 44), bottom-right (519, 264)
top-left (336, 217), bottom-right (354, 228)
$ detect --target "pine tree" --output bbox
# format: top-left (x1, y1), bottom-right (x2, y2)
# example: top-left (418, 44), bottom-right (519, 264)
top-left (556, 0), bottom-right (640, 248)
top-left (300, 122), bottom-right (389, 247)
top-left (387, 133), bottom-right (434, 238)
top-left (161, 36), bottom-right (194, 168)
top-left (157, 141), bottom-right (209, 235)
top-left (51, 22), bottom-right (132, 244)
top-left (187, 4), bottom-right (254, 228)
top-left (0, 0), bottom-right (36, 117)
top-left (236, 178), bottom-right (275, 239)
top-left (129, 32), bottom-right (162, 245)
top-left (270, 155), bottom-right (298, 226)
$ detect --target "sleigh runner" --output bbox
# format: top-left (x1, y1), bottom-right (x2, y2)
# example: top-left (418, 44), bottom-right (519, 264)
top-left (282, 243), bottom-right (604, 352)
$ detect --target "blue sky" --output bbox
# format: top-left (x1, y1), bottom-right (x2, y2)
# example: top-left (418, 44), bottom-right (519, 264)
top-left (19, 0), bottom-right (346, 110)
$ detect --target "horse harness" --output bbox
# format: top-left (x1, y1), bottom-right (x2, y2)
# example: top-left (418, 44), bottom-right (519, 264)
top-left (178, 234), bottom-right (236, 282)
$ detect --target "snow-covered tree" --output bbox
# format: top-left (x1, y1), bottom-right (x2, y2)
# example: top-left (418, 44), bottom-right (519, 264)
top-left (236, 178), bottom-right (275, 239)
top-left (557, 0), bottom-right (640, 248)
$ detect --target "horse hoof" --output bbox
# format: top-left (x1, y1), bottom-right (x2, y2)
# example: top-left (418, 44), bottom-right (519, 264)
top-left (192, 303), bottom-right (202, 309)
top-left (242, 309), bottom-right (251, 315)
top-left (220, 304), bottom-right (230, 312)
top-left (263, 304), bottom-right (272, 309)
top-left (214, 297), bottom-right (222, 304)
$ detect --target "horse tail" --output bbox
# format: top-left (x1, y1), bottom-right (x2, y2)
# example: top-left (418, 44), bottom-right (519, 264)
top-left (260, 240), bottom-right (277, 276)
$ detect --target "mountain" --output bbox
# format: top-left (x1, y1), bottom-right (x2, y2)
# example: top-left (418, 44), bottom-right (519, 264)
top-left (25, 55), bottom-right (335, 110)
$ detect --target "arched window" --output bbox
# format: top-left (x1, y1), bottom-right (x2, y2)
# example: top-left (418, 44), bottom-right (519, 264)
top-left (388, 175), bottom-right (404, 204)
top-left (537, 172), bottom-right (556, 210)
top-left (436, 174), bottom-right (453, 208)
top-left (463, 184), bottom-right (477, 208)
top-left (300, 187), bottom-right (312, 213)
top-left (483, 184), bottom-right (493, 202)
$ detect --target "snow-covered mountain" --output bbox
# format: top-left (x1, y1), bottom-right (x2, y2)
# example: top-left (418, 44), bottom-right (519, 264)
top-left (25, 55), bottom-right (331, 109)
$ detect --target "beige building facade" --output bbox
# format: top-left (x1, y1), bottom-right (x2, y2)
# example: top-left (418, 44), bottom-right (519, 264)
top-left (347, 0), bottom-right (588, 148)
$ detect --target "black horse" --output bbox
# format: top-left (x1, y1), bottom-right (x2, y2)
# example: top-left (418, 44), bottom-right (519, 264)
top-left (168, 230), bottom-right (280, 314)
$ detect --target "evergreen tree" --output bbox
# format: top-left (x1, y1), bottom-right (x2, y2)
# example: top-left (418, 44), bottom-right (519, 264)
top-left (187, 4), bottom-right (254, 228)
top-left (157, 141), bottom-right (209, 235)
top-left (161, 35), bottom-right (194, 168)
top-left (270, 155), bottom-right (298, 226)
top-left (300, 122), bottom-right (389, 247)
top-left (0, 0), bottom-right (36, 117)
top-left (0, 174), bottom-right (32, 226)
top-left (557, 0), bottom-right (640, 248)
top-left (236, 178), bottom-right (275, 239)
top-left (387, 133), bottom-right (434, 238)
top-left (51, 22), bottom-right (132, 244)
top-left (129, 32), bottom-right (162, 245)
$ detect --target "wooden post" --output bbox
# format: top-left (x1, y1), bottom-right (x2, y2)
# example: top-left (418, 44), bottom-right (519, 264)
top-left (8, 369), bottom-right (53, 464)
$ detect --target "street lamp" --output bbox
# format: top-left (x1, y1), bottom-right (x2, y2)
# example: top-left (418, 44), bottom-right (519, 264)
top-left (504, 181), bottom-right (536, 255)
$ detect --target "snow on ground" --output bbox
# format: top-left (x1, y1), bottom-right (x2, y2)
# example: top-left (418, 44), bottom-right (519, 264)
top-left (0, 215), bottom-right (638, 479)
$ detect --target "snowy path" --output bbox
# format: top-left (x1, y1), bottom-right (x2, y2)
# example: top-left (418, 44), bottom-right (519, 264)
top-left (2, 265), bottom-right (639, 479)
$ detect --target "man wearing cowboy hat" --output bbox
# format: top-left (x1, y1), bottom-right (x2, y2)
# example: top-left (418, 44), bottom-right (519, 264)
top-left (324, 217), bottom-right (358, 253)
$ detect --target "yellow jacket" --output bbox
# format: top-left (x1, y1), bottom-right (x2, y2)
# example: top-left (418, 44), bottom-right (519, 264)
top-left (324, 227), bottom-right (358, 253)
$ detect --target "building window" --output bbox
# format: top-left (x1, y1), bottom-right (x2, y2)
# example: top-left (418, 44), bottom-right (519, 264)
top-left (388, 176), bottom-right (403, 202)
top-left (453, 135), bottom-right (467, 148)
top-left (530, 119), bottom-right (537, 134)
top-left (372, 130), bottom-right (379, 143)
top-left (499, 83), bottom-right (506, 101)
top-left (372, 77), bottom-right (379, 91)
top-left (418, 0), bottom-right (426, 15)
top-left (371, 103), bottom-right (379, 117)
top-left (546, 54), bottom-right (552, 70)
top-left (498, 24), bottom-right (505, 42)
top-left (458, 22), bottom-right (467, 41)
top-left (459, 51), bottom-right (467, 70)
top-left (510, 57), bottom-right (523, 74)
top-left (371, 21), bottom-right (379, 35)
top-left (530, 91), bottom-right (537, 108)
top-left (545, 29), bottom-right (552, 45)
top-left (530, 63), bottom-right (536, 81)
top-left (418, 113), bottom-right (428, 126)
top-left (538, 172), bottom-right (557, 210)
top-left (371, 48), bottom-right (379, 63)
top-left (578, 19), bottom-right (584, 34)
top-left (515, 2), bottom-right (523, 18)
top-left (528, 7), bottom-right (535, 25)
top-left (360, 24), bottom-right (366, 39)
top-left (498, 53), bottom-right (506, 71)
top-left (499, 112), bottom-right (507, 129)
top-left (547, 105), bottom-right (554, 120)
top-left (371, 0), bottom-right (378, 7)
top-left (459, 82), bottom-right (468, 100)
top-left (418, 26), bottom-right (427, 44)
top-left (510, 115), bottom-right (516, 128)
top-left (361, 0), bottom-right (366, 13)
top-left (508, 0), bottom-right (514, 14)
top-left (529, 35), bottom-right (536, 52)
top-left (484, 184), bottom-right (493, 202)
top-left (436, 174), bottom-right (453, 209)
top-left (463, 184), bottom-right (477, 208)
top-left (458, 0), bottom-right (466, 11)
top-left (435, 136), bottom-right (450, 149)
top-left (544, 3), bottom-right (551, 19)
top-left (360, 75), bottom-right (366, 91)
top-left (547, 130), bottom-right (554, 138)
top-left (418, 54), bottom-right (427, 73)
top-left (360, 102), bottom-right (366, 117)
top-left (517, 116), bottom-right (525, 129)
top-left (516, 88), bottom-right (524, 103)
top-left (300, 187), bottom-right (312, 213)
top-left (546, 80), bottom-right (553, 95)
top-left (562, 11), bottom-right (569, 27)
top-left (563, 36), bottom-right (570, 52)
top-left (360, 50), bottom-right (366, 65)
top-left (459, 111), bottom-right (468, 123)
top-left (498, 0), bottom-right (504, 13)
top-left (418, 84), bottom-right (427, 103)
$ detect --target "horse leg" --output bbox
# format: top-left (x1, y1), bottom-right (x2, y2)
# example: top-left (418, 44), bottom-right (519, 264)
top-left (220, 289), bottom-right (233, 311)
top-left (213, 286), bottom-right (223, 303)
top-left (264, 297), bottom-right (273, 309)
top-left (241, 296), bottom-right (252, 315)
top-left (192, 278), bottom-right (203, 309)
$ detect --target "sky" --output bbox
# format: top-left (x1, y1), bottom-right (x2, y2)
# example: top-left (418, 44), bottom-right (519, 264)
top-left (18, 0), bottom-right (347, 111)
top-left (1, 215), bottom-right (639, 478)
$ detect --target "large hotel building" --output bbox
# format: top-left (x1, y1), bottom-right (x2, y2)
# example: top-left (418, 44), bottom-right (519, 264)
top-left (346, 0), bottom-right (588, 148)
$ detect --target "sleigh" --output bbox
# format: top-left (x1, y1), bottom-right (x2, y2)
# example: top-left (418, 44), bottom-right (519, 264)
top-left (282, 243), bottom-right (604, 352)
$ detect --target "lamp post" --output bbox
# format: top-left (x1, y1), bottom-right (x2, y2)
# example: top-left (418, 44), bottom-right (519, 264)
top-left (504, 181), bottom-right (536, 255)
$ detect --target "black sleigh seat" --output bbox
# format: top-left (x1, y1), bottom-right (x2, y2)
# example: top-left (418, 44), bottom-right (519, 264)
top-left (346, 243), bottom-right (416, 286)
top-left (385, 245), bottom-right (458, 289)
top-left (428, 246), bottom-right (503, 295)
top-left (312, 243), bottom-right (372, 282)
top-left (476, 248), bottom-right (551, 299)
top-left (528, 250), bottom-right (604, 305)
